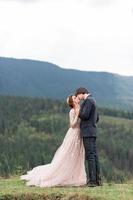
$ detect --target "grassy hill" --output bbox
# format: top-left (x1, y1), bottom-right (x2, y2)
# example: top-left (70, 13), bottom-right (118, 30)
top-left (0, 57), bottom-right (133, 109)
top-left (0, 177), bottom-right (133, 200)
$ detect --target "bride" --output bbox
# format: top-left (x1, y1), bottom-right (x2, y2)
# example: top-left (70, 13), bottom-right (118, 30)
top-left (20, 95), bottom-right (87, 187)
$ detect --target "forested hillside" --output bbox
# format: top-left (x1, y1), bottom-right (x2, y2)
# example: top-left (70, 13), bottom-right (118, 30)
top-left (0, 95), bottom-right (133, 182)
top-left (0, 57), bottom-right (133, 109)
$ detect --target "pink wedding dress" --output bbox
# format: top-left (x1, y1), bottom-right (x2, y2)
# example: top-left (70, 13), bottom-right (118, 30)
top-left (20, 109), bottom-right (87, 187)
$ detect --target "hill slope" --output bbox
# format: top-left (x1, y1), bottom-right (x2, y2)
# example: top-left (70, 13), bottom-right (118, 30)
top-left (0, 57), bottom-right (133, 109)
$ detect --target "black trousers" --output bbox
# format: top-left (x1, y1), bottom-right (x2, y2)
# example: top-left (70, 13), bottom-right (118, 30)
top-left (83, 137), bottom-right (100, 183)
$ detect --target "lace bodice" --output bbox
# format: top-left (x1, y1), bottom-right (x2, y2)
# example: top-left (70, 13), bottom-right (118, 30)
top-left (69, 109), bottom-right (80, 128)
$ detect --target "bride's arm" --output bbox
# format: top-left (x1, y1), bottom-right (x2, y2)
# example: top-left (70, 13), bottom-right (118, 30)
top-left (69, 109), bottom-right (79, 128)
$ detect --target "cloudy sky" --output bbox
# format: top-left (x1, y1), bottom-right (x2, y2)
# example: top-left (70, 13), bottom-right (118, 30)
top-left (0, 0), bottom-right (133, 76)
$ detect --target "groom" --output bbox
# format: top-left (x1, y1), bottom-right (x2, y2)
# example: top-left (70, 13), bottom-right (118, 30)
top-left (75, 87), bottom-right (101, 187)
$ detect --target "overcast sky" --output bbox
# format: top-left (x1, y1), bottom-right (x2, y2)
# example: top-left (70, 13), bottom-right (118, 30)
top-left (0, 0), bottom-right (133, 76)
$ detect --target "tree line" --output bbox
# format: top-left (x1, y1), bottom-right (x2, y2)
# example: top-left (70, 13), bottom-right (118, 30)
top-left (0, 95), bottom-right (133, 182)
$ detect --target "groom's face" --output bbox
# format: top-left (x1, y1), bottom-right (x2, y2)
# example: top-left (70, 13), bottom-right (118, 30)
top-left (77, 94), bottom-right (84, 101)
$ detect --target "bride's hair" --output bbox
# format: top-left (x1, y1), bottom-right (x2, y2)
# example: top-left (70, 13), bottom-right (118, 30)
top-left (66, 95), bottom-right (74, 108)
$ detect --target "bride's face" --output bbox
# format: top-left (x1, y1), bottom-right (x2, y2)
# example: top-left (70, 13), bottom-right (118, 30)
top-left (72, 95), bottom-right (80, 105)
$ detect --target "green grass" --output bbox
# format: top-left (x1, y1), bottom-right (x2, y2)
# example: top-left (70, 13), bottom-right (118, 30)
top-left (0, 177), bottom-right (133, 200)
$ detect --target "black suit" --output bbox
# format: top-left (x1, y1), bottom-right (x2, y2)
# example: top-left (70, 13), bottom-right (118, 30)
top-left (79, 95), bottom-right (99, 137)
top-left (79, 95), bottom-right (100, 184)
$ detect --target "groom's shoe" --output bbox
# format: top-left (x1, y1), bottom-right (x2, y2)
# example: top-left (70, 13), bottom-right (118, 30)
top-left (86, 181), bottom-right (97, 187)
top-left (96, 180), bottom-right (103, 186)
top-left (96, 177), bottom-right (103, 186)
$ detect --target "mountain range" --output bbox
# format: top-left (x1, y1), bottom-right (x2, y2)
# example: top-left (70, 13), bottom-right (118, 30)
top-left (0, 57), bottom-right (133, 110)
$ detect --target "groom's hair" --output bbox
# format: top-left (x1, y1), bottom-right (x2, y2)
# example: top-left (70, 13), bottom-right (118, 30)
top-left (75, 87), bottom-right (89, 96)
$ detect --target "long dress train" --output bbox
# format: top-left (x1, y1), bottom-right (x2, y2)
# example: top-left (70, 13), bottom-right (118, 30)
top-left (20, 108), bottom-right (87, 187)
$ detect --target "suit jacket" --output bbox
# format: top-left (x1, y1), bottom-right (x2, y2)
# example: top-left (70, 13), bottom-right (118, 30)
top-left (79, 95), bottom-right (99, 137)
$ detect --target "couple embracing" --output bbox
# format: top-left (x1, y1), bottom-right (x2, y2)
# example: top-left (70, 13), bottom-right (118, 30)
top-left (20, 87), bottom-right (101, 187)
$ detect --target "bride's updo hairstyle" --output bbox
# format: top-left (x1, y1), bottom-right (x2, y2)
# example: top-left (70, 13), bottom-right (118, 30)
top-left (66, 95), bottom-right (74, 108)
